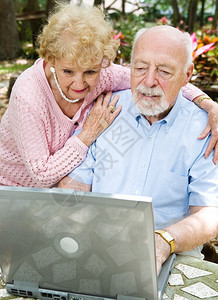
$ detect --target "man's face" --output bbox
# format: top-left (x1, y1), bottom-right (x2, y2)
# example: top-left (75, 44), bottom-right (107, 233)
top-left (131, 30), bottom-right (192, 121)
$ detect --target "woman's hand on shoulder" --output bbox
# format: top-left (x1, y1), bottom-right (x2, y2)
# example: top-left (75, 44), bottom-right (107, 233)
top-left (78, 92), bottom-right (121, 147)
top-left (197, 97), bottom-right (218, 164)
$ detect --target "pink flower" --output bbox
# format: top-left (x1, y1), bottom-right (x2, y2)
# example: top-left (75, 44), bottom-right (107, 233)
top-left (113, 32), bottom-right (122, 40)
top-left (208, 17), bottom-right (213, 22)
top-left (190, 32), bottom-right (198, 52)
top-left (193, 43), bottom-right (215, 60)
top-left (161, 16), bottom-right (167, 24)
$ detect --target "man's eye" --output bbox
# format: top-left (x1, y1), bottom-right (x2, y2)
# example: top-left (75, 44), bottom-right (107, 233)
top-left (134, 67), bottom-right (147, 76)
top-left (135, 67), bottom-right (146, 73)
top-left (159, 70), bottom-right (171, 77)
top-left (159, 70), bottom-right (170, 75)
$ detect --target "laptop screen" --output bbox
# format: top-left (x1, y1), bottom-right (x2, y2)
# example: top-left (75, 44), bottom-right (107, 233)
top-left (0, 186), bottom-right (158, 300)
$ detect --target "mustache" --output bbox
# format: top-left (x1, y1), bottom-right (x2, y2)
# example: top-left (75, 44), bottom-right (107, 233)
top-left (135, 85), bottom-right (164, 97)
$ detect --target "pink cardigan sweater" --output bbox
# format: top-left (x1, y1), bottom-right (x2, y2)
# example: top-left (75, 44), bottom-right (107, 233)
top-left (0, 58), bottom-right (203, 187)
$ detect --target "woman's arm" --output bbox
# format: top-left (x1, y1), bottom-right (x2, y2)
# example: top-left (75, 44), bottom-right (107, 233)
top-left (8, 92), bottom-right (120, 188)
top-left (9, 101), bottom-right (88, 188)
top-left (83, 63), bottom-right (130, 105)
top-left (194, 96), bottom-right (218, 164)
top-left (108, 63), bottom-right (131, 90)
top-left (182, 83), bottom-right (218, 164)
top-left (58, 176), bottom-right (91, 191)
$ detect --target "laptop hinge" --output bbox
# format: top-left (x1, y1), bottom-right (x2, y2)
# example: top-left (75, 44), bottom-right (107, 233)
top-left (117, 295), bottom-right (146, 300)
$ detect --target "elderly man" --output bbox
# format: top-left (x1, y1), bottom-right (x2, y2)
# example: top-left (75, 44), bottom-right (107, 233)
top-left (58, 26), bottom-right (218, 273)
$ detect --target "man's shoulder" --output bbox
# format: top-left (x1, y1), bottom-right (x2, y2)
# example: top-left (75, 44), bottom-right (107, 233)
top-left (112, 89), bottom-right (133, 110)
top-left (179, 95), bottom-right (208, 127)
top-left (180, 94), bottom-right (206, 114)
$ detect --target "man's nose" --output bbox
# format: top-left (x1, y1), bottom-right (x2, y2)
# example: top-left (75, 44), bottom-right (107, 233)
top-left (142, 69), bottom-right (158, 88)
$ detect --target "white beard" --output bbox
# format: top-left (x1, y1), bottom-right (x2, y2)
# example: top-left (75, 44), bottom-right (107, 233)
top-left (133, 85), bottom-right (169, 116)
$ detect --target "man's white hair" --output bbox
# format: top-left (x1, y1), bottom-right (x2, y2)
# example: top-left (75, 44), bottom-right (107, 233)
top-left (131, 26), bottom-right (193, 72)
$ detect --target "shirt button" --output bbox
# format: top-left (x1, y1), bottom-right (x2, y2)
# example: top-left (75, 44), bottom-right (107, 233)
top-left (141, 164), bottom-right (145, 168)
top-left (135, 190), bottom-right (140, 195)
top-left (148, 136), bottom-right (152, 141)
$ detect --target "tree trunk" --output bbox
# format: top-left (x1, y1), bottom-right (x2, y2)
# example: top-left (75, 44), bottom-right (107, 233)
top-left (200, 0), bottom-right (206, 27)
top-left (214, 0), bottom-right (218, 28)
top-left (0, 0), bottom-right (20, 60)
top-left (187, 0), bottom-right (199, 33)
top-left (122, 0), bottom-right (126, 15)
top-left (94, 0), bottom-right (103, 5)
top-left (27, 0), bottom-right (41, 49)
top-left (171, 0), bottom-right (182, 26)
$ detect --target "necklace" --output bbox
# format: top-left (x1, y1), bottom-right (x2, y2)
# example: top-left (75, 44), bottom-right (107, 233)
top-left (50, 67), bottom-right (80, 103)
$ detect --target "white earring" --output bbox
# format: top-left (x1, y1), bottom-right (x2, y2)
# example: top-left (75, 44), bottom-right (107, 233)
top-left (50, 66), bottom-right (55, 73)
top-left (50, 67), bottom-right (80, 103)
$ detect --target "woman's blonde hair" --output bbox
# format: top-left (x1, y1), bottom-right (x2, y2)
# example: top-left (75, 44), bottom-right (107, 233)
top-left (37, 2), bottom-right (119, 68)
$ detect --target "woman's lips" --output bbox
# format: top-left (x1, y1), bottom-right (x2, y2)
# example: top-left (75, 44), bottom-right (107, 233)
top-left (71, 87), bottom-right (88, 93)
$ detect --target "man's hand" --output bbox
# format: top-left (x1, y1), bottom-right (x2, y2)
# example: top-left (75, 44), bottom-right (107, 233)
top-left (155, 207), bottom-right (218, 274)
top-left (155, 233), bottom-right (171, 275)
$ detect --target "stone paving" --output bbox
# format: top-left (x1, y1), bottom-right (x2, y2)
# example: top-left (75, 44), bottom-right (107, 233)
top-left (164, 255), bottom-right (218, 299)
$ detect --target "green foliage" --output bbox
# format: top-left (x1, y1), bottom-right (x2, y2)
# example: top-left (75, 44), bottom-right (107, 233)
top-left (111, 12), bottom-right (217, 90)
top-left (17, 20), bottom-right (32, 42)
top-left (191, 26), bottom-right (218, 88)
top-left (112, 14), bottom-right (154, 64)
top-left (14, 0), bottom-right (47, 11)
top-left (0, 63), bottom-right (32, 76)
top-left (19, 42), bottom-right (38, 59)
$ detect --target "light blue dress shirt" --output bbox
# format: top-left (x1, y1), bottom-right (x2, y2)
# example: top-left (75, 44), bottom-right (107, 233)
top-left (69, 89), bottom-right (218, 229)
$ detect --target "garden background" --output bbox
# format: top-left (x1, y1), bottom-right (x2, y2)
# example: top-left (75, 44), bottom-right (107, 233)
top-left (0, 0), bottom-right (217, 119)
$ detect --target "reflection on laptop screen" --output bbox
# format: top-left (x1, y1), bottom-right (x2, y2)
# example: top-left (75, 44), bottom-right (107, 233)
top-left (0, 186), bottom-right (175, 300)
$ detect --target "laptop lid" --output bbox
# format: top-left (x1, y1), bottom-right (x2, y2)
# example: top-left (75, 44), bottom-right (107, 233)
top-left (0, 186), bottom-right (173, 300)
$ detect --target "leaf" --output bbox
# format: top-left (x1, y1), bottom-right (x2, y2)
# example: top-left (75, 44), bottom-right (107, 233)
top-left (193, 43), bottom-right (215, 60)
top-left (113, 32), bottom-right (122, 40)
top-left (190, 32), bottom-right (198, 51)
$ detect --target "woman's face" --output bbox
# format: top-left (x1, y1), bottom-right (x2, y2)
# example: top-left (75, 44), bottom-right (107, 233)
top-left (53, 57), bottom-right (102, 100)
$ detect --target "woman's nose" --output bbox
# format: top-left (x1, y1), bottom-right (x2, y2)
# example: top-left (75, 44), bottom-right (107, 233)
top-left (72, 74), bottom-right (85, 89)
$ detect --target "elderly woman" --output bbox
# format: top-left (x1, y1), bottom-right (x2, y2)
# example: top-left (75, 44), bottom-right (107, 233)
top-left (0, 3), bottom-right (216, 188)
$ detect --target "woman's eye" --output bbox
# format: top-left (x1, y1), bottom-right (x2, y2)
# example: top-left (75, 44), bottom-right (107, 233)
top-left (63, 69), bottom-right (73, 75)
top-left (86, 70), bottom-right (96, 75)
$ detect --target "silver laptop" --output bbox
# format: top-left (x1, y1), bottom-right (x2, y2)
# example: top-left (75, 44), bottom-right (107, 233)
top-left (0, 186), bottom-right (175, 300)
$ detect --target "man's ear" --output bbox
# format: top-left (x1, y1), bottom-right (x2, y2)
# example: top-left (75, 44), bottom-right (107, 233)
top-left (184, 63), bottom-right (194, 85)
